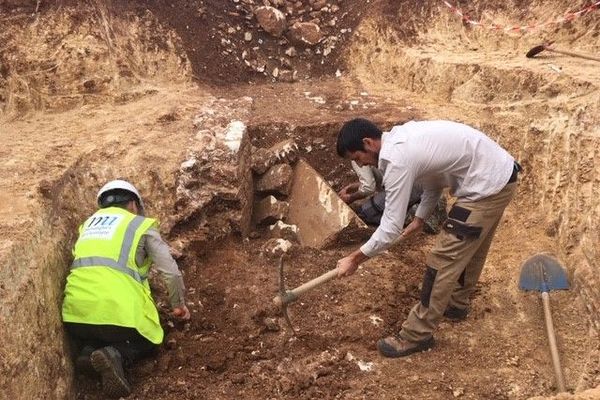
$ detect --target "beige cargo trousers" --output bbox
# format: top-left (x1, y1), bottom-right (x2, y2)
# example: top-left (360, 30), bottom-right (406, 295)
top-left (399, 181), bottom-right (518, 342)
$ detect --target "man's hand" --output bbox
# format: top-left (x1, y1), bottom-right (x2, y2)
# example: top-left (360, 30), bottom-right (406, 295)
top-left (338, 186), bottom-right (352, 203)
top-left (401, 217), bottom-right (424, 240)
top-left (172, 305), bottom-right (191, 320)
top-left (337, 249), bottom-right (369, 278)
top-left (338, 182), bottom-right (361, 204)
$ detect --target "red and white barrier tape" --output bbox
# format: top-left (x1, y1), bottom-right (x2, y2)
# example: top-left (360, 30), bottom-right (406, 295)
top-left (442, 0), bottom-right (600, 32)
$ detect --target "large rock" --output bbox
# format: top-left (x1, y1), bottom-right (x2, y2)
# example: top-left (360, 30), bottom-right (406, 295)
top-left (254, 195), bottom-right (289, 225)
top-left (251, 139), bottom-right (299, 174)
top-left (255, 163), bottom-right (294, 196)
top-left (288, 22), bottom-right (323, 46)
top-left (286, 159), bottom-right (369, 248)
top-left (255, 6), bottom-right (287, 37)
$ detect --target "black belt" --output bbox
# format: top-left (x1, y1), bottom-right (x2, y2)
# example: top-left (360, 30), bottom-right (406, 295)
top-left (508, 162), bottom-right (522, 184)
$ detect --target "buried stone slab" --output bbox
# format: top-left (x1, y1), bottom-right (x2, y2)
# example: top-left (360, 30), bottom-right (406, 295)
top-left (286, 159), bottom-right (370, 248)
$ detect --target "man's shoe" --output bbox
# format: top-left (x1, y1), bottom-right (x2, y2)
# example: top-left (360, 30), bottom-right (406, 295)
top-left (444, 306), bottom-right (468, 321)
top-left (75, 345), bottom-right (96, 376)
top-left (377, 335), bottom-right (435, 358)
top-left (90, 346), bottom-right (131, 398)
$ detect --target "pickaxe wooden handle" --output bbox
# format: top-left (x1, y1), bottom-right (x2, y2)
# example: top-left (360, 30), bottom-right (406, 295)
top-left (273, 268), bottom-right (339, 307)
top-left (545, 47), bottom-right (600, 62)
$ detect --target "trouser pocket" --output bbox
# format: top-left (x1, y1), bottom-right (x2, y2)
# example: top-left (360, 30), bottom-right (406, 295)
top-left (442, 218), bottom-right (482, 240)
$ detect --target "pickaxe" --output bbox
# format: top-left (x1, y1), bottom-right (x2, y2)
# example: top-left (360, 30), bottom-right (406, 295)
top-left (526, 41), bottom-right (600, 63)
top-left (273, 256), bottom-right (339, 333)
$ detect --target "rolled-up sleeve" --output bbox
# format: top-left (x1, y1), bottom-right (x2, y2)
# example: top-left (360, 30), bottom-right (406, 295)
top-left (415, 186), bottom-right (442, 220)
top-left (144, 228), bottom-right (186, 308)
top-left (352, 161), bottom-right (377, 197)
top-left (360, 162), bottom-right (415, 257)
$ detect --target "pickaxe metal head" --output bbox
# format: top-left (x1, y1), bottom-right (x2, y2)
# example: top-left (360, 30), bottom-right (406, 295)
top-left (526, 41), bottom-right (555, 58)
top-left (272, 257), bottom-right (340, 334)
top-left (274, 256), bottom-right (297, 334)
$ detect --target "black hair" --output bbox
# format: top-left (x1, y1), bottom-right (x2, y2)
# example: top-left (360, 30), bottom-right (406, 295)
top-left (336, 118), bottom-right (382, 157)
top-left (99, 189), bottom-right (139, 209)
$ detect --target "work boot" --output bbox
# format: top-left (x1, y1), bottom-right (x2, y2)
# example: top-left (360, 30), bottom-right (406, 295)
top-left (90, 346), bottom-right (131, 398)
top-left (444, 306), bottom-right (468, 321)
top-left (377, 335), bottom-right (435, 358)
top-left (75, 345), bottom-right (96, 376)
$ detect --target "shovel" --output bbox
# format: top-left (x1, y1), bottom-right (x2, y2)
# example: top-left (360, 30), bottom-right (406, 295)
top-left (519, 253), bottom-right (570, 392)
top-left (526, 41), bottom-right (600, 63)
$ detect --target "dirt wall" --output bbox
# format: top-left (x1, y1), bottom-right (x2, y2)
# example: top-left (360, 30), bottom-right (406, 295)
top-left (0, 1), bottom-right (190, 117)
top-left (0, 76), bottom-right (258, 398)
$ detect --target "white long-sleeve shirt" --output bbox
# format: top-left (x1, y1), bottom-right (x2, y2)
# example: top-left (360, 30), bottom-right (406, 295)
top-left (351, 161), bottom-right (383, 197)
top-left (360, 120), bottom-right (515, 258)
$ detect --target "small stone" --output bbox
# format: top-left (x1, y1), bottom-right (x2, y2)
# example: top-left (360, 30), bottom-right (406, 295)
top-left (231, 373), bottom-right (246, 384)
top-left (285, 46), bottom-right (297, 57)
top-left (83, 79), bottom-right (96, 92)
top-left (278, 69), bottom-right (297, 82)
top-left (261, 238), bottom-right (293, 258)
top-left (244, 31), bottom-right (253, 41)
top-left (180, 158), bottom-right (197, 171)
top-left (263, 317), bottom-right (280, 331)
top-left (269, 220), bottom-right (299, 242)
top-left (287, 21), bottom-right (323, 46)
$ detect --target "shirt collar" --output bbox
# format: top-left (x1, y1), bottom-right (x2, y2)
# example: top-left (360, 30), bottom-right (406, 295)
top-left (379, 124), bottom-right (408, 164)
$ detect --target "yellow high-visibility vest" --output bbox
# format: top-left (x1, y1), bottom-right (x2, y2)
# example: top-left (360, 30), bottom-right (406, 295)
top-left (62, 206), bottom-right (163, 344)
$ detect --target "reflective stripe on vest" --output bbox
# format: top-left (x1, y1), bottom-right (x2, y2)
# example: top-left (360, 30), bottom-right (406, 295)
top-left (71, 215), bottom-right (148, 283)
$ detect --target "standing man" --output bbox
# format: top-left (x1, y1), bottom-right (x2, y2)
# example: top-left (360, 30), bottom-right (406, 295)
top-left (62, 180), bottom-right (190, 397)
top-left (336, 118), bottom-right (519, 358)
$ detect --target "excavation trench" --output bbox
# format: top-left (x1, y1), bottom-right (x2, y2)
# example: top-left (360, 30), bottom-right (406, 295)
top-left (2, 85), bottom-right (598, 400)
top-left (1, 1), bottom-right (599, 399)
top-left (60, 117), bottom-right (600, 399)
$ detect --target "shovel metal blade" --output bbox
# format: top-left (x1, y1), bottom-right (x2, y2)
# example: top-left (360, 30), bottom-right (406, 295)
top-left (519, 254), bottom-right (569, 292)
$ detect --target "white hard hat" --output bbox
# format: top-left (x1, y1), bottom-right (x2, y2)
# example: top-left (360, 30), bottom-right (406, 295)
top-left (97, 179), bottom-right (144, 210)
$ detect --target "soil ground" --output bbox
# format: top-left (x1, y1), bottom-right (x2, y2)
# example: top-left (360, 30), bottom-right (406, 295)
top-left (1, 0), bottom-right (598, 399)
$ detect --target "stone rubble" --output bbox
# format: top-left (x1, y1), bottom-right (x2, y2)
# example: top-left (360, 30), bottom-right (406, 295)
top-left (214, 0), bottom-right (348, 81)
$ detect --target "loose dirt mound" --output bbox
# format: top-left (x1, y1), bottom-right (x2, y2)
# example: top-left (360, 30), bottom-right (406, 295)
top-left (126, 0), bottom-right (365, 85)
